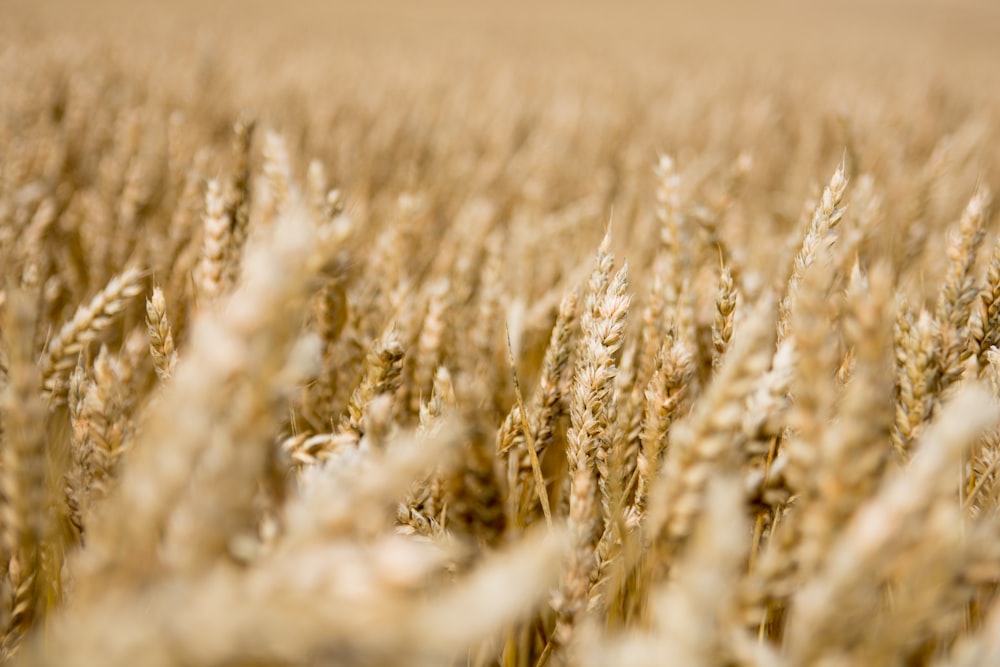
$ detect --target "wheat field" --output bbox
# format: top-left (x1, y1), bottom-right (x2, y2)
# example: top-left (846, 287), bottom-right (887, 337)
top-left (3, 1), bottom-right (1000, 665)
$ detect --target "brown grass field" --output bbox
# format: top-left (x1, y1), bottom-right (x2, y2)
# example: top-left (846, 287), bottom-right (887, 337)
top-left (3, 1), bottom-right (1000, 665)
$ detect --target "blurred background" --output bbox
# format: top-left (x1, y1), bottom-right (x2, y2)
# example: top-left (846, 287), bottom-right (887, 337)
top-left (6, 0), bottom-right (999, 78)
top-left (4, 0), bottom-right (998, 296)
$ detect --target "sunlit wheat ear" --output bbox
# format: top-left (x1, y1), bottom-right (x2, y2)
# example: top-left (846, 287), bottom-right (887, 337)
top-left (0, 287), bottom-right (51, 657)
top-left (554, 234), bottom-right (628, 650)
top-left (410, 278), bottom-right (450, 416)
top-left (77, 346), bottom-right (129, 511)
top-left (973, 223), bottom-right (1000, 377)
top-left (526, 285), bottom-right (577, 458)
top-left (712, 261), bottom-right (737, 370)
top-left (630, 337), bottom-right (694, 524)
top-left (626, 274), bottom-right (669, 465)
top-left (592, 265), bottom-right (630, 523)
top-left (936, 190), bottom-right (989, 395)
top-left (221, 117), bottom-right (256, 285)
top-left (194, 178), bottom-right (231, 304)
top-left (40, 267), bottom-right (144, 401)
top-left (338, 328), bottom-right (405, 444)
top-left (892, 305), bottom-right (939, 456)
top-left (777, 160), bottom-right (848, 341)
top-left (654, 155), bottom-right (683, 309)
top-left (260, 130), bottom-right (292, 226)
top-left (145, 287), bottom-right (176, 382)
top-left (646, 296), bottom-right (776, 561)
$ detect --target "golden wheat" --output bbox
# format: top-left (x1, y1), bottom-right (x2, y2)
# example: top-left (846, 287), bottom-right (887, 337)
top-left (1, 1), bottom-right (1000, 665)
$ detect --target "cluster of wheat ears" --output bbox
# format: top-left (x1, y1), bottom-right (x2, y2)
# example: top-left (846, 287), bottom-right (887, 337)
top-left (3, 13), bottom-right (1000, 666)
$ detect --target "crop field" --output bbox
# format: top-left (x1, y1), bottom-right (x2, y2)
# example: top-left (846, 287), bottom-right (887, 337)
top-left (2, 1), bottom-right (1000, 665)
